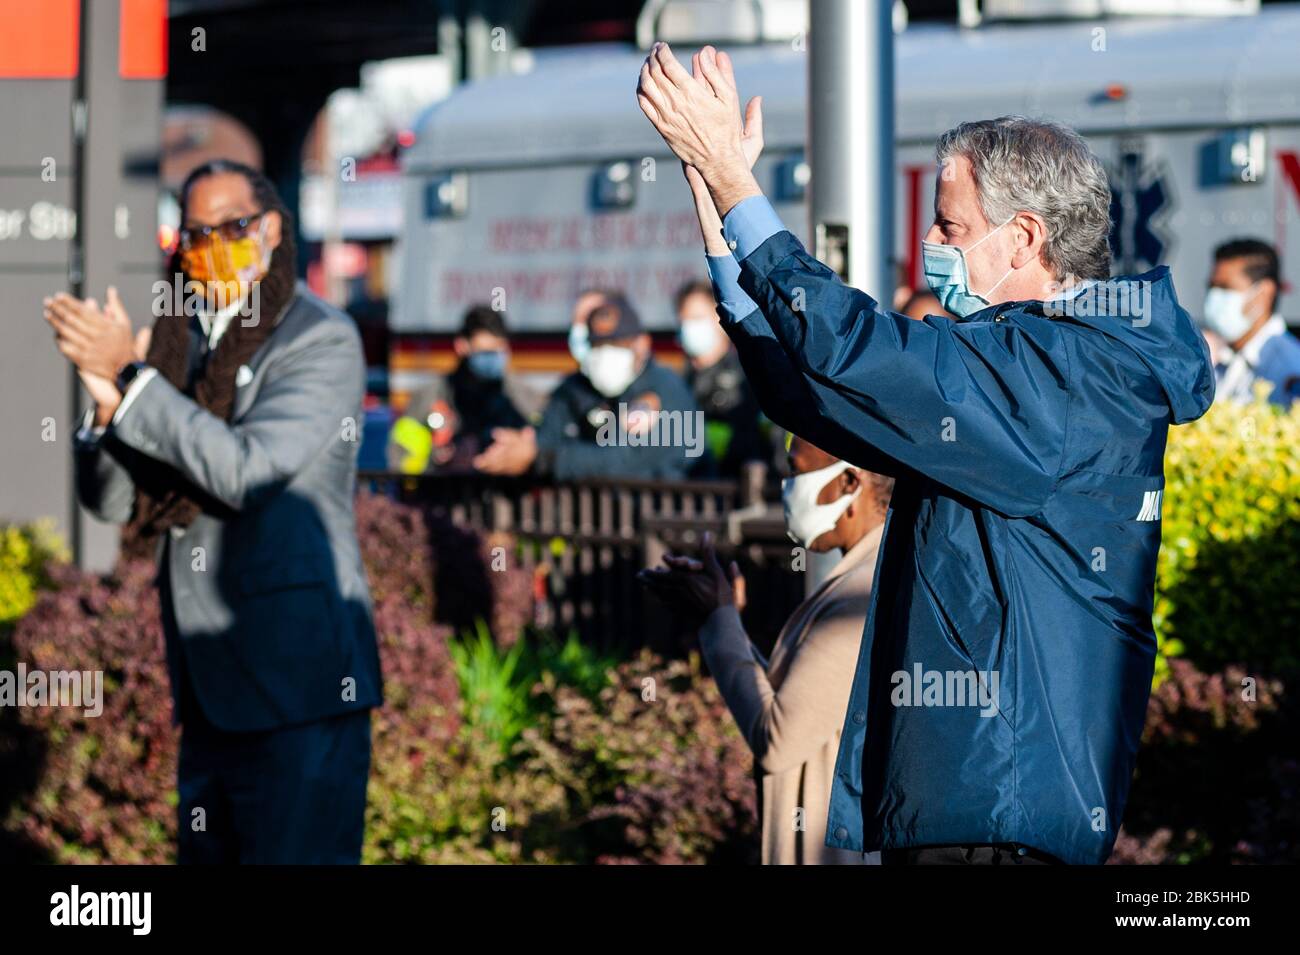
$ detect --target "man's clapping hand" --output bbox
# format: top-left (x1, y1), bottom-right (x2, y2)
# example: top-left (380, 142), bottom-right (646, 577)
top-left (637, 43), bottom-right (762, 216)
top-left (44, 287), bottom-right (151, 427)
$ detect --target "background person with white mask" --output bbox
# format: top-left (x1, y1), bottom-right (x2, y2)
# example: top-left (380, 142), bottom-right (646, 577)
top-left (565, 286), bottom-right (615, 368)
top-left (674, 278), bottom-right (765, 478)
top-left (639, 435), bottom-right (893, 865)
top-left (1200, 238), bottom-right (1300, 408)
top-left (475, 294), bottom-right (702, 479)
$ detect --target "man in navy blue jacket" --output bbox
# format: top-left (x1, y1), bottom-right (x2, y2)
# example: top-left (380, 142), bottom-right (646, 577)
top-left (638, 44), bottom-right (1214, 864)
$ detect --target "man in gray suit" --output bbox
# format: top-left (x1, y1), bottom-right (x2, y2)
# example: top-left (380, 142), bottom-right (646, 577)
top-left (44, 160), bottom-right (382, 864)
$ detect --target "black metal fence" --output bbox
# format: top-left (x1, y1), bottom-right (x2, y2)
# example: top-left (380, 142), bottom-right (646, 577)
top-left (358, 466), bottom-right (806, 655)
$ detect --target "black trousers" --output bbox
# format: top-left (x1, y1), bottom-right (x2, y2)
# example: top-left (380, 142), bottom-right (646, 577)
top-left (882, 843), bottom-right (1062, 865)
top-left (176, 708), bottom-right (372, 865)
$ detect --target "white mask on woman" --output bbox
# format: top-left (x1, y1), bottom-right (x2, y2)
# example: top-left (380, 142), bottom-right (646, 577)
top-left (782, 459), bottom-right (859, 547)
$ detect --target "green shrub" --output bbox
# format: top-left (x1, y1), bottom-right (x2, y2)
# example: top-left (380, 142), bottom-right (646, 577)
top-left (2, 560), bottom-right (177, 863)
top-left (1155, 394), bottom-right (1300, 681)
top-left (0, 521), bottom-right (67, 626)
top-left (450, 623), bottom-right (617, 756)
top-left (1112, 659), bottom-right (1297, 864)
top-left (365, 647), bottom-right (758, 865)
top-left (450, 623), bottom-right (534, 756)
top-left (515, 653), bottom-right (759, 864)
top-left (363, 712), bottom-right (571, 865)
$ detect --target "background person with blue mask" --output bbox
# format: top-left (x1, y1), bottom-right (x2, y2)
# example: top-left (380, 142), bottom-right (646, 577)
top-left (638, 43), bottom-right (1215, 865)
top-left (388, 304), bottom-right (541, 474)
top-left (1200, 238), bottom-right (1300, 408)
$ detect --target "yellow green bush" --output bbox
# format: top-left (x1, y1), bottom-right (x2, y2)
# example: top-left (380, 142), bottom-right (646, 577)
top-left (1155, 390), bottom-right (1300, 682)
top-left (0, 521), bottom-right (67, 626)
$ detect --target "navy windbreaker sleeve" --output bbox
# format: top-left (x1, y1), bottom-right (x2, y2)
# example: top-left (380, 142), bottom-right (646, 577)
top-left (709, 265), bottom-right (907, 476)
top-left (735, 229), bottom-right (1071, 517)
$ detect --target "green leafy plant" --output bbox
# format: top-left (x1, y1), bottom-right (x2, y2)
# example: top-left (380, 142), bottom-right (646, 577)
top-left (0, 521), bottom-right (67, 626)
top-left (1155, 393), bottom-right (1300, 681)
top-left (449, 622), bottom-right (533, 755)
top-left (449, 623), bottom-right (616, 755)
top-left (515, 652), bottom-right (760, 864)
top-left (528, 630), bottom-right (618, 702)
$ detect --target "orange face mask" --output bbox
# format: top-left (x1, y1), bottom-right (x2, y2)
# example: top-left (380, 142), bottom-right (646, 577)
top-left (178, 214), bottom-right (271, 306)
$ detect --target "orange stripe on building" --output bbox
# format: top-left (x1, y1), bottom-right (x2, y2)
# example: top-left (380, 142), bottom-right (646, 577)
top-left (0, 0), bottom-right (79, 78)
top-left (119, 0), bottom-right (166, 79)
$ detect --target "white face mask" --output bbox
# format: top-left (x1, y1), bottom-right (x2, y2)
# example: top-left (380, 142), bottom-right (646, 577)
top-left (782, 460), bottom-right (859, 548)
top-left (1201, 285), bottom-right (1260, 344)
top-left (584, 345), bottom-right (639, 397)
top-left (679, 318), bottom-right (720, 359)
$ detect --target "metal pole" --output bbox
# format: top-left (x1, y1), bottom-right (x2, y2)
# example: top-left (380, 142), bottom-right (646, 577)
top-left (70, 0), bottom-right (165, 569)
top-left (805, 0), bottom-right (895, 593)
top-left (807, 0), bottom-right (895, 296)
top-left (69, 0), bottom-right (91, 564)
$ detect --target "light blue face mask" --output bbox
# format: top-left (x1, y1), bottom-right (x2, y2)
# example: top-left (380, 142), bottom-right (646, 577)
top-left (466, 349), bottom-right (507, 381)
top-left (1200, 285), bottom-right (1261, 344)
top-left (568, 324), bottom-right (590, 364)
top-left (921, 218), bottom-right (1015, 318)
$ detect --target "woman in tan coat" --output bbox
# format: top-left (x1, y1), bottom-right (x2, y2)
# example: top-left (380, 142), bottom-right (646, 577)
top-left (640, 436), bottom-right (892, 864)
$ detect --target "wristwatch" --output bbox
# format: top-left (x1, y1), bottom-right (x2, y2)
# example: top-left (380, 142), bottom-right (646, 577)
top-left (115, 360), bottom-right (151, 394)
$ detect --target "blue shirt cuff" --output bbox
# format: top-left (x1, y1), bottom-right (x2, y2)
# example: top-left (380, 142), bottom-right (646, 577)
top-left (706, 254), bottom-right (759, 324)
top-left (721, 195), bottom-right (786, 262)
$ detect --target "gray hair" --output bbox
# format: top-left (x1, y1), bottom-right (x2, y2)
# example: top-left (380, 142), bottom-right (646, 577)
top-left (862, 469), bottom-right (894, 513)
top-left (935, 116), bottom-right (1113, 282)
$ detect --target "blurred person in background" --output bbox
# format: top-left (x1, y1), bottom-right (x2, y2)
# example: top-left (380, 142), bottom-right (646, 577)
top-left (567, 286), bottom-right (614, 367)
top-left (1200, 238), bottom-right (1300, 407)
top-left (900, 288), bottom-right (951, 322)
top-left (44, 159), bottom-right (381, 864)
top-left (892, 261), bottom-right (913, 311)
top-left (640, 434), bottom-right (892, 865)
top-left (475, 294), bottom-right (703, 479)
top-left (387, 304), bottom-right (542, 473)
top-left (675, 278), bottom-right (765, 477)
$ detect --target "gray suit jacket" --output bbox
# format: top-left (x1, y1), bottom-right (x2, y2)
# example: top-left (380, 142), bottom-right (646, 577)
top-left (74, 285), bottom-right (383, 731)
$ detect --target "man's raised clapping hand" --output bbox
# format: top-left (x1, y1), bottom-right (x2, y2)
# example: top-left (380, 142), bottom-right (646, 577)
top-left (637, 42), bottom-right (764, 220)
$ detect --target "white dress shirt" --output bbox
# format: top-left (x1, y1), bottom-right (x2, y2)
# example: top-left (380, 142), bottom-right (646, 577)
top-left (1216, 314), bottom-right (1287, 404)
